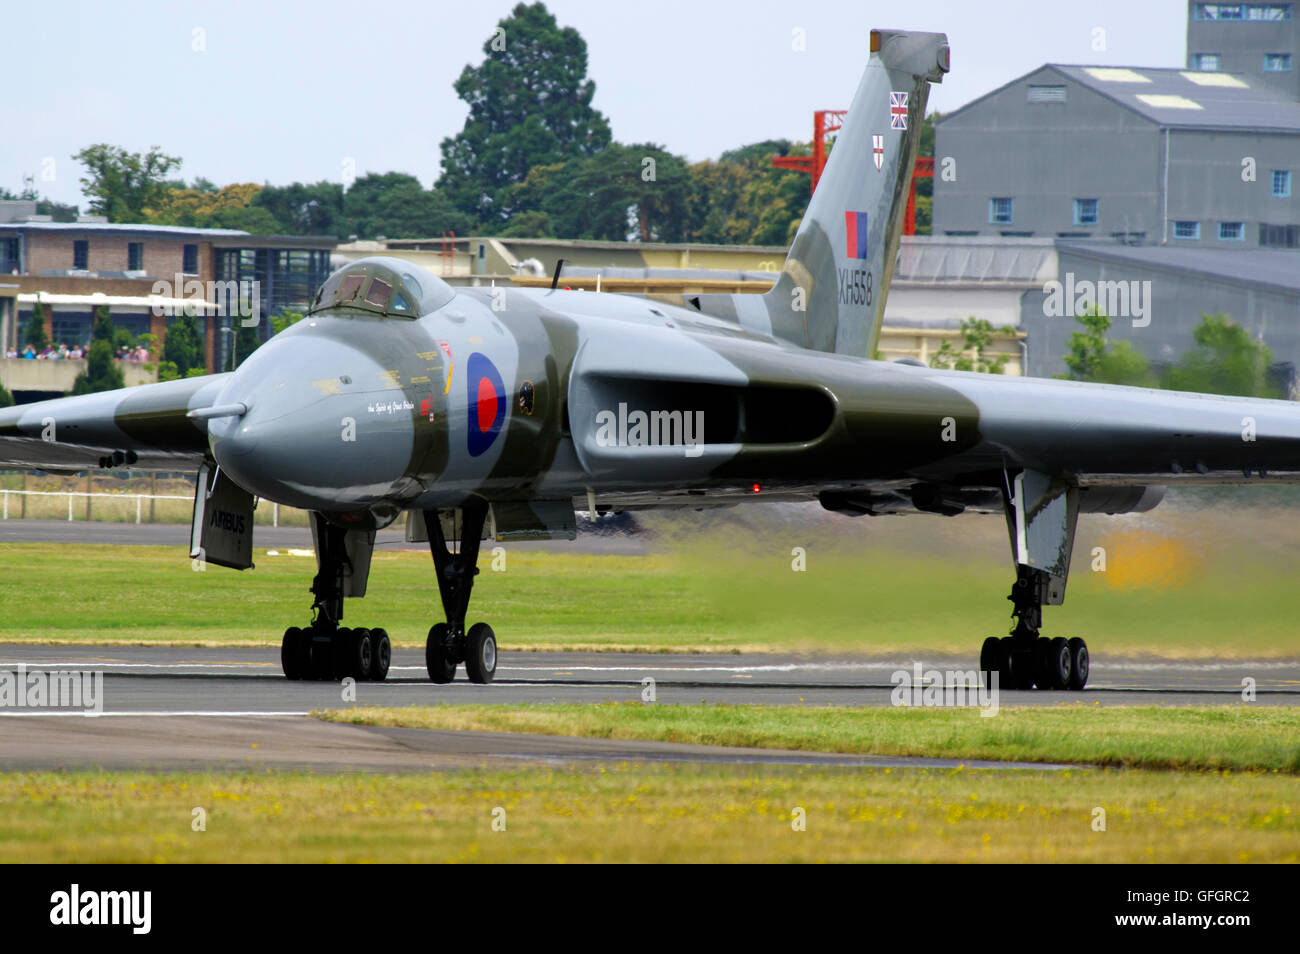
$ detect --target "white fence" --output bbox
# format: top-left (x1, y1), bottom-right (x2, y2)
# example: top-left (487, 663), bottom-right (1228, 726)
top-left (0, 489), bottom-right (282, 525)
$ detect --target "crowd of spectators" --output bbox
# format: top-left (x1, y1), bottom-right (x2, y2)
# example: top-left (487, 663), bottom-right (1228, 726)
top-left (3, 344), bottom-right (150, 361)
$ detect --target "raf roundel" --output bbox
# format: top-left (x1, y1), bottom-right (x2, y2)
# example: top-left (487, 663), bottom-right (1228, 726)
top-left (466, 352), bottom-right (506, 457)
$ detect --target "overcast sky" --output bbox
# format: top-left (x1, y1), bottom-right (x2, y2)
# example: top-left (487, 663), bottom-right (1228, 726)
top-left (7, 0), bottom-right (1189, 208)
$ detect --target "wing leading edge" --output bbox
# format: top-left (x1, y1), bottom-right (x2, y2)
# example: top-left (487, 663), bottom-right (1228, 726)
top-left (0, 373), bottom-right (231, 472)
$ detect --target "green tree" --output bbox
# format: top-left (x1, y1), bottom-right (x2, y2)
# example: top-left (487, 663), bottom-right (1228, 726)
top-left (930, 317), bottom-right (1015, 374)
top-left (73, 144), bottom-right (182, 222)
top-left (0, 380), bottom-right (12, 408)
top-left (438, 2), bottom-right (612, 220)
top-left (343, 172), bottom-right (473, 239)
top-left (162, 312), bottom-right (205, 376)
top-left (253, 181), bottom-right (346, 235)
top-left (1058, 306), bottom-right (1156, 387)
top-left (71, 306), bottom-right (126, 395)
top-left (686, 140), bottom-right (810, 247)
top-left (1162, 312), bottom-right (1280, 398)
top-left (499, 209), bottom-right (554, 238)
top-left (23, 303), bottom-right (49, 351)
top-left (270, 310), bottom-right (304, 336)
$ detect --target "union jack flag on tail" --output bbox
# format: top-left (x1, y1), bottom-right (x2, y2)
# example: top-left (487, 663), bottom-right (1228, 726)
top-left (890, 91), bottom-right (908, 130)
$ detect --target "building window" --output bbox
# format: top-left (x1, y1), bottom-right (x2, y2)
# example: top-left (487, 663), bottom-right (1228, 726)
top-left (1074, 198), bottom-right (1099, 225)
top-left (1027, 84), bottom-right (1067, 103)
top-left (72, 240), bottom-right (88, 269)
top-left (989, 197), bottom-right (1014, 224)
top-left (1260, 223), bottom-right (1300, 247)
top-left (1195, 4), bottom-right (1293, 19)
top-left (1192, 53), bottom-right (1220, 71)
top-left (128, 242), bottom-right (144, 271)
top-left (0, 237), bottom-right (18, 273)
top-left (1173, 220), bottom-right (1201, 239)
top-left (1273, 170), bottom-right (1292, 196)
top-left (1265, 53), bottom-right (1293, 71)
top-left (1218, 221), bottom-right (1245, 241)
top-left (183, 244), bottom-right (199, 273)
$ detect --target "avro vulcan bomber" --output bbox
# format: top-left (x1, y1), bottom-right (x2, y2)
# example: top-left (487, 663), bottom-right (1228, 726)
top-left (5, 30), bottom-right (1297, 691)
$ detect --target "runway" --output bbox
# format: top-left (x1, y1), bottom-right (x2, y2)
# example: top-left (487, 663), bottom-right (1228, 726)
top-left (2, 646), bottom-right (1296, 711)
top-left (0, 645), bottom-right (1294, 772)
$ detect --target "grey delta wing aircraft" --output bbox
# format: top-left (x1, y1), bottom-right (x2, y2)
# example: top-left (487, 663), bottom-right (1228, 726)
top-left (3, 29), bottom-right (1298, 690)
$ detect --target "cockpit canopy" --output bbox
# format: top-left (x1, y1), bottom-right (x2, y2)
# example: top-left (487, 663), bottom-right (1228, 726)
top-left (308, 257), bottom-right (455, 319)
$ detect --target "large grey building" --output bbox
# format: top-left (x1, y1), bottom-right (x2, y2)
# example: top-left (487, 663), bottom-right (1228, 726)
top-left (934, 3), bottom-right (1300, 249)
top-left (1188, 2), bottom-right (1299, 100)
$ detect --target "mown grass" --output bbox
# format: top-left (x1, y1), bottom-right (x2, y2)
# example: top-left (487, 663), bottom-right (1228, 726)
top-left (1, 501), bottom-right (1299, 656)
top-left (0, 765), bottom-right (1295, 862)
top-left (318, 704), bottom-right (1300, 774)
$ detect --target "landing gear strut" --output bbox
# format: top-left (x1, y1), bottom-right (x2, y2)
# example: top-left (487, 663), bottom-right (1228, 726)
top-left (280, 514), bottom-right (391, 682)
top-left (980, 565), bottom-right (1089, 691)
top-left (979, 470), bottom-right (1089, 692)
top-left (423, 504), bottom-right (497, 685)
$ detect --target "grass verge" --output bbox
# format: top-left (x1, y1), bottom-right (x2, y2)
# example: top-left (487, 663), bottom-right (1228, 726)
top-left (316, 703), bottom-right (1300, 773)
top-left (0, 765), bottom-right (1296, 862)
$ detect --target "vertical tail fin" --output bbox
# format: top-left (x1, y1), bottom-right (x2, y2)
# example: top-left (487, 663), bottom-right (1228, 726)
top-left (711, 29), bottom-right (948, 357)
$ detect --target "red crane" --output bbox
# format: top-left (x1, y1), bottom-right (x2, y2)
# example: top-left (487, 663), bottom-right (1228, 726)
top-left (772, 112), bottom-right (933, 236)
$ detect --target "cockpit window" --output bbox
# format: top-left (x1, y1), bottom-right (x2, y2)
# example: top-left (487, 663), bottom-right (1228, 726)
top-left (364, 278), bottom-right (392, 308)
top-left (308, 257), bottom-right (455, 319)
top-left (338, 274), bottom-right (365, 303)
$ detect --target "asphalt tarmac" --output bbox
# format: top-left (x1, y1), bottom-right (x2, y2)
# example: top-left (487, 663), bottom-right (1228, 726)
top-left (0, 646), bottom-right (1294, 772)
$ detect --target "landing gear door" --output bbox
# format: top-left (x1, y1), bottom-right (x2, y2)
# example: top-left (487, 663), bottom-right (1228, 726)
top-left (1005, 469), bottom-right (1078, 605)
top-left (190, 462), bottom-right (255, 570)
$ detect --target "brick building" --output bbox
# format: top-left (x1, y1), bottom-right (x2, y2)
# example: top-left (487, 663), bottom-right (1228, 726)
top-left (0, 215), bottom-right (335, 381)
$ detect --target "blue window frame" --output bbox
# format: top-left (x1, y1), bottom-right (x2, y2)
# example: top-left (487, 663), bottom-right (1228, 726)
top-left (1174, 221), bottom-right (1201, 239)
top-left (127, 242), bottom-right (143, 271)
top-left (1195, 4), bottom-right (1293, 19)
top-left (1274, 170), bottom-right (1292, 197)
top-left (183, 243), bottom-right (198, 273)
top-left (1193, 53), bottom-right (1220, 71)
top-left (1265, 53), bottom-right (1293, 71)
top-left (72, 240), bottom-right (88, 269)
top-left (989, 197), bottom-right (1013, 225)
top-left (1074, 198), bottom-right (1099, 226)
top-left (1218, 221), bottom-right (1245, 241)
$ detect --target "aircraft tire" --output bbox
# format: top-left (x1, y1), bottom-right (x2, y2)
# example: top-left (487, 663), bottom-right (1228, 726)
top-left (1067, 637), bottom-right (1089, 690)
top-left (426, 624), bottom-right (457, 683)
top-left (281, 627), bottom-right (308, 680)
top-left (350, 628), bottom-right (374, 682)
top-left (979, 636), bottom-right (1001, 689)
top-left (1036, 636), bottom-right (1072, 690)
top-left (465, 623), bottom-right (497, 685)
top-left (370, 628), bottom-right (391, 682)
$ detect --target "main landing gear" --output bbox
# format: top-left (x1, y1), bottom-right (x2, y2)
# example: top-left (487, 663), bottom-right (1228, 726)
top-left (979, 565), bottom-right (1089, 691)
top-left (422, 503), bottom-right (497, 685)
top-left (979, 469), bottom-right (1089, 692)
top-left (281, 516), bottom-right (391, 682)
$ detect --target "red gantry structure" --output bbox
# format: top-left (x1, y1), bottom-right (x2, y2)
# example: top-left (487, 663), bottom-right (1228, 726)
top-left (773, 111), bottom-right (933, 236)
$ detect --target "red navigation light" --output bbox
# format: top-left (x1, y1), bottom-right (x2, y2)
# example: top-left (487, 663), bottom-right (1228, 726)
top-left (752, 483), bottom-right (761, 493)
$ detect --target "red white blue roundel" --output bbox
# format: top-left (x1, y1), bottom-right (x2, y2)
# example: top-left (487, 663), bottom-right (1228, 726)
top-left (466, 352), bottom-right (506, 457)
